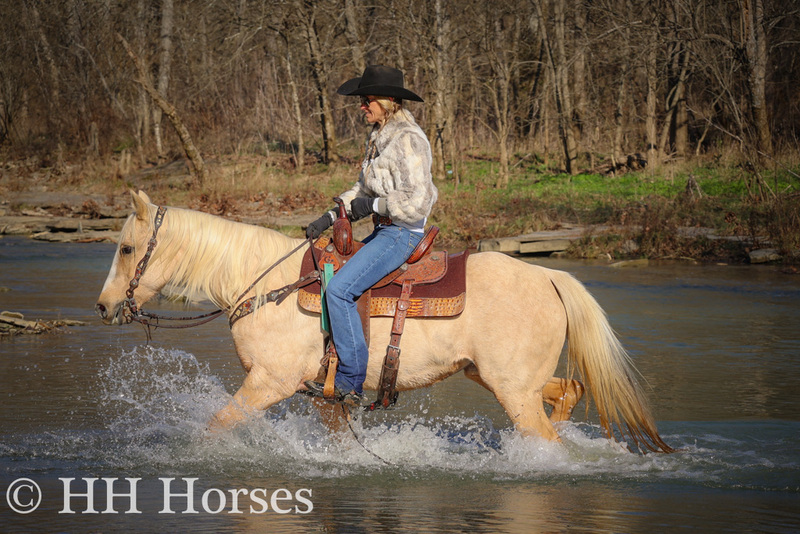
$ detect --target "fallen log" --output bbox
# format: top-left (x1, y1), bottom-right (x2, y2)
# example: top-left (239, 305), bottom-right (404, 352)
top-left (0, 311), bottom-right (87, 336)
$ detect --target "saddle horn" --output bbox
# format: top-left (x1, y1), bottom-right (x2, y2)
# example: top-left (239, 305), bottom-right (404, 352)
top-left (332, 197), bottom-right (354, 256)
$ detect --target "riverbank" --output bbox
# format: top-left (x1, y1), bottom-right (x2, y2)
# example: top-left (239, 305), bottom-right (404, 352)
top-left (1, 153), bottom-right (797, 265)
top-left (1, 188), bottom-right (791, 266)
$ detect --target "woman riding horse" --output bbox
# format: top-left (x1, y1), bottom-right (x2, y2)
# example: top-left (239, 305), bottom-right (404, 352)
top-left (303, 66), bottom-right (438, 406)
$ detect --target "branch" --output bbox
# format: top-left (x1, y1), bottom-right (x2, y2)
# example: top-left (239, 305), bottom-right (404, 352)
top-left (688, 104), bottom-right (800, 181)
top-left (116, 32), bottom-right (208, 187)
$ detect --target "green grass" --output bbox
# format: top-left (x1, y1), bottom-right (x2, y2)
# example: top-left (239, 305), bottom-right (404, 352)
top-left (6, 145), bottom-right (796, 263)
top-left (429, 158), bottom-right (799, 261)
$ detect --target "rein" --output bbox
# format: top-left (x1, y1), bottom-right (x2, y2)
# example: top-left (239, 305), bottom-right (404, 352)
top-left (121, 206), bottom-right (400, 464)
top-left (122, 205), bottom-right (313, 340)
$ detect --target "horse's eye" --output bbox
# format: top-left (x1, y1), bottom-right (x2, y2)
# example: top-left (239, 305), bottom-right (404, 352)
top-left (120, 245), bottom-right (133, 255)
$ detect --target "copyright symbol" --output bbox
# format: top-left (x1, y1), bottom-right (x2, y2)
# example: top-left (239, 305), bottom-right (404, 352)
top-left (6, 478), bottom-right (42, 514)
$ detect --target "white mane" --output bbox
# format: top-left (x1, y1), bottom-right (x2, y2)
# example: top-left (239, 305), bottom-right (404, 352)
top-left (139, 205), bottom-right (303, 309)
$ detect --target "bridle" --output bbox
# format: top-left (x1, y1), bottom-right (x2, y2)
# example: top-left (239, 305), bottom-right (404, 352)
top-left (119, 204), bottom-right (399, 463)
top-left (121, 205), bottom-right (314, 340)
top-left (121, 205), bottom-right (167, 325)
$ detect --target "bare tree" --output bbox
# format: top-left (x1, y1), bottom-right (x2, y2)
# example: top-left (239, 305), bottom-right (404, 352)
top-left (280, 31), bottom-right (306, 170)
top-left (425, 0), bottom-right (461, 182)
top-left (643, 3), bottom-right (662, 168)
top-left (4, 0), bottom-right (798, 182)
top-left (612, 0), bottom-right (634, 167)
top-left (535, 0), bottom-right (577, 174)
top-left (295, 0), bottom-right (339, 163)
top-left (118, 33), bottom-right (209, 187)
top-left (152, 0), bottom-right (174, 162)
top-left (343, 0), bottom-right (366, 72)
top-left (743, 0), bottom-right (772, 155)
top-left (480, 4), bottom-right (524, 187)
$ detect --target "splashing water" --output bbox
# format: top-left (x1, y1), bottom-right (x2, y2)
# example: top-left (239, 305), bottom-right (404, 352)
top-left (8, 346), bottom-right (772, 493)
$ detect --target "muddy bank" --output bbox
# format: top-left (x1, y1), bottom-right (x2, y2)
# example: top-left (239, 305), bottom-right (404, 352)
top-left (0, 190), bottom-right (319, 244)
top-left (1, 190), bottom-right (793, 265)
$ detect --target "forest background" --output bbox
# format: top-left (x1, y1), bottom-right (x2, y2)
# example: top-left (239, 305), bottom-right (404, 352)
top-left (1, 0), bottom-right (798, 262)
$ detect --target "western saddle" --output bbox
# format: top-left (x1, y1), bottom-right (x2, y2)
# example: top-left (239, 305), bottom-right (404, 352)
top-left (297, 201), bottom-right (468, 410)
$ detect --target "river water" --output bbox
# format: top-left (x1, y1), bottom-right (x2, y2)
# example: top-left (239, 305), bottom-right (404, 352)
top-left (1, 236), bottom-right (798, 533)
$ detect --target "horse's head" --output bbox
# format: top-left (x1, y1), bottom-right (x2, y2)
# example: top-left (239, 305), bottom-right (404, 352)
top-left (95, 190), bottom-right (167, 325)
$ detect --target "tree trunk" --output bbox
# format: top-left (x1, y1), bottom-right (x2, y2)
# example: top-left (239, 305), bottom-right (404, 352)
top-left (152, 0), bottom-right (173, 162)
top-left (661, 42), bottom-right (690, 158)
top-left (487, 11), bottom-right (517, 188)
top-left (431, 0), bottom-right (451, 181)
top-left (744, 0), bottom-right (772, 155)
top-left (672, 48), bottom-right (690, 157)
top-left (645, 33), bottom-right (659, 168)
top-left (467, 55), bottom-right (477, 151)
top-left (537, 0), bottom-right (577, 174)
top-left (613, 0), bottom-right (632, 167)
top-left (118, 33), bottom-right (208, 187)
top-left (135, 0), bottom-right (149, 165)
top-left (343, 0), bottom-right (366, 72)
top-left (283, 44), bottom-right (305, 170)
top-left (298, 0), bottom-right (338, 164)
top-left (572, 0), bottom-right (587, 148)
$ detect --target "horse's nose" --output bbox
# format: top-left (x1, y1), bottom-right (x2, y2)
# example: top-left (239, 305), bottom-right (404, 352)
top-left (95, 303), bottom-right (107, 320)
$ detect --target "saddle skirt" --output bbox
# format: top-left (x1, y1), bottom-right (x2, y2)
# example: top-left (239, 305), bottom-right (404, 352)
top-left (297, 237), bottom-right (468, 318)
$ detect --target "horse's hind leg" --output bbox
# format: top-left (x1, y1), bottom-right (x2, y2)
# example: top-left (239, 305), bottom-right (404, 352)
top-left (464, 364), bottom-right (559, 441)
top-left (543, 378), bottom-right (585, 423)
top-left (465, 367), bottom-right (583, 424)
top-left (498, 389), bottom-right (560, 441)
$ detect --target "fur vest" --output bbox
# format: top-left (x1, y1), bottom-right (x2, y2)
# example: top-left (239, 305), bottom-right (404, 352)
top-left (339, 111), bottom-right (438, 225)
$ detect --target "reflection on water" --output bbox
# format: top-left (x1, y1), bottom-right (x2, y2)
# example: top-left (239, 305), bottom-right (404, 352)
top-left (1, 237), bottom-right (799, 532)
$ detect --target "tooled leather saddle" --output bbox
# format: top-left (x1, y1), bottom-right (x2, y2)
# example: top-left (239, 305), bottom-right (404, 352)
top-left (298, 205), bottom-right (468, 410)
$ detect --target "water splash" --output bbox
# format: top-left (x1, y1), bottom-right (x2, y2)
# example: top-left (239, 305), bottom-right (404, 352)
top-left (4, 346), bottom-right (797, 492)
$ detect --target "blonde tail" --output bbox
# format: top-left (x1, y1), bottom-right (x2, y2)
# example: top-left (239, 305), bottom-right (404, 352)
top-left (548, 269), bottom-right (673, 453)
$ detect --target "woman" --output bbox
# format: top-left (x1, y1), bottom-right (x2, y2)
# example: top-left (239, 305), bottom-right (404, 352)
top-left (304, 65), bottom-right (438, 405)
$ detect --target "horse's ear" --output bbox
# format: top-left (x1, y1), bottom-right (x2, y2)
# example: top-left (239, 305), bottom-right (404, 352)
top-left (130, 190), bottom-right (150, 221)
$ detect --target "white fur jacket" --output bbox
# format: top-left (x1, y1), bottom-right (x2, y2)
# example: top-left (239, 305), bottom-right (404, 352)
top-left (339, 111), bottom-right (438, 225)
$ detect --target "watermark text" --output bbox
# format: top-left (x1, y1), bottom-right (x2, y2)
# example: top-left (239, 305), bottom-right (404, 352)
top-left (4, 477), bottom-right (313, 515)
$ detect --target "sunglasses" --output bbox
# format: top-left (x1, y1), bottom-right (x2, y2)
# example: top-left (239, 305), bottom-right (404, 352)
top-left (360, 96), bottom-right (378, 107)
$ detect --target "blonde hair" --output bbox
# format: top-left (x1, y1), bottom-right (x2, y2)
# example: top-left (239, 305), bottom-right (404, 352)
top-left (374, 97), bottom-right (410, 127)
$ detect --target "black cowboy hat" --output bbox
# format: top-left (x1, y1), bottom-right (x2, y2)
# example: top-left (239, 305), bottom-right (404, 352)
top-left (337, 65), bottom-right (423, 102)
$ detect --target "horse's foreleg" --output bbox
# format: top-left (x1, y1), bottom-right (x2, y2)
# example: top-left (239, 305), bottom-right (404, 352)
top-left (543, 377), bottom-right (585, 423)
top-left (207, 373), bottom-right (284, 432)
top-left (311, 398), bottom-right (350, 434)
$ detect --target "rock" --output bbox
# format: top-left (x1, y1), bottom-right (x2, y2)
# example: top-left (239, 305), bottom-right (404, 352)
top-left (31, 230), bottom-right (120, 243)
top-left (46, 217), bottom-right (125, 232)
top-left (609, 258), bottom-right (650, 268)
top-left (0, 310), bottom-right (86, 335)
top-left (620, 239), bottom-right (640, 254)
top-left (749, 248), bottom-right (782, 264)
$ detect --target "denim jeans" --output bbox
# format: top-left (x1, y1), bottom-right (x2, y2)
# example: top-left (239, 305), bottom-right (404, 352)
top-left (325, 225), bottom-right (422, 394)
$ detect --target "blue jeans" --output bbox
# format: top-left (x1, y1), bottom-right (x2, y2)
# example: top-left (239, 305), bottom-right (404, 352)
top-left (325, 225), bottom-right (422, 394)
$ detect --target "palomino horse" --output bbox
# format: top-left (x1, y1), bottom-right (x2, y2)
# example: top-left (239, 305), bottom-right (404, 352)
top-left (95, 191), bottom-right (672, 452)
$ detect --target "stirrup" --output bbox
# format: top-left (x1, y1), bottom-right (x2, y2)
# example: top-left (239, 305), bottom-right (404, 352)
top-left (303, 381), bottom-right (365, 407)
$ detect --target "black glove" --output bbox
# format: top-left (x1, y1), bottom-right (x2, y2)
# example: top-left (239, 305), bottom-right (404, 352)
top-left (349, 197), bottom-right (376, 221)
top-left (305, 210), bottom-right (335, 239)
